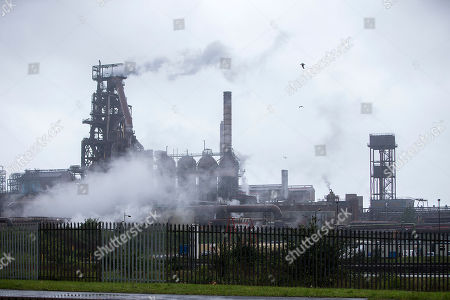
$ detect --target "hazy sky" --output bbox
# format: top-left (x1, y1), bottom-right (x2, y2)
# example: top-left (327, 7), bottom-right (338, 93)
top-left (1, 0), bottom-right (449, 208)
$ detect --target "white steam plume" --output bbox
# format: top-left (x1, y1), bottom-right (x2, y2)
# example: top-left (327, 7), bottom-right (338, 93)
top-left (127, 31), bottom-right (289, 82)
top-left (127, 41), bottom-right (231, 80)
top-left (21, 154), bottom-right (197, 223)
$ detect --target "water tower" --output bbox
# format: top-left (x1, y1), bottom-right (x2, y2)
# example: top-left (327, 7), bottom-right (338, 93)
top-left (368, 134), bottom-right (397, 201)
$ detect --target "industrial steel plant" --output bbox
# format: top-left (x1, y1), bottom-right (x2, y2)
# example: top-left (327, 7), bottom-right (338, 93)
top-left (0, 62), bottom-right (448, 232)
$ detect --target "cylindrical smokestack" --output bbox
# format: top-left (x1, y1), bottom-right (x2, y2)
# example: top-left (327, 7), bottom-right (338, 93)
top-left (281, 169), bottom-right (288, 201)
top-left (223, 91), bottom-right (232, 152)
top-left (220, 121), bottom-right (224, 155)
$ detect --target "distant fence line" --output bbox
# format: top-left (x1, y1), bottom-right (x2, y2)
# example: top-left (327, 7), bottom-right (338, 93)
top-left (0, 224), bottom-right (38, 280)
top-left (0, 223), bottom-right (449, 291)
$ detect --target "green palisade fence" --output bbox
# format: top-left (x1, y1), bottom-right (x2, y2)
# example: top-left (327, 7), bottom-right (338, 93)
top-left (100, 223), bottom-right (165, 283)
top-left (0, 224), bottom-right (39, 280)
top-left (0, 222), bottom-right (448, 291)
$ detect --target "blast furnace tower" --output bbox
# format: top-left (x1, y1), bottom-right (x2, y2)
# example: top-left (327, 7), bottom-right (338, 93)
top-left (81, 62), bottom-right (143, 168)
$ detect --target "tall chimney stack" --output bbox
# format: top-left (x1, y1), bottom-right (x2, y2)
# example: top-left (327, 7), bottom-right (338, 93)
top-left (223, 91), bottom-right (232, 153)
top-left (220, 121), bottom-right (224, 155)
top-left (281, 169), bottom-right (289, 201)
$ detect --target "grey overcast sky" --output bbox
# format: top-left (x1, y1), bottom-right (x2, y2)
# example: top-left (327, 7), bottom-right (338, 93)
top-left (0, 0), bottom-right (449, 207)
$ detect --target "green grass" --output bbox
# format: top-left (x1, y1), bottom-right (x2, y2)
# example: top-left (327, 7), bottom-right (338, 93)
top-left (0, 280), bottom-right (449, 300)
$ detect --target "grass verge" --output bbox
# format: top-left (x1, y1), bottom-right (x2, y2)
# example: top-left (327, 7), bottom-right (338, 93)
top-left (0, 280), bottom-right (449, 300)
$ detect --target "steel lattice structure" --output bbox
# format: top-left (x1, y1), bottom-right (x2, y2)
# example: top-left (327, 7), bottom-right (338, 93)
top-left (81, 62), bottom-right (143, 168)
top-left (368, 134), bottom-right (397, 201)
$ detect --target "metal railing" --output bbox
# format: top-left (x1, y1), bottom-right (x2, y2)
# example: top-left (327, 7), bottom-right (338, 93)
top-left (0, 224), bottom-right (38, 280)
top-left (0, 223), bottom-right (448, 291)
top-left (167, 225), bottom-right (449, 291)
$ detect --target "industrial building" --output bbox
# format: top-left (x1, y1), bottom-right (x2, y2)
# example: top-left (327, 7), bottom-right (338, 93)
top-left (247, 172), bottom-right (315, 204)
top-left (0, 62), bottom-right (448, 231)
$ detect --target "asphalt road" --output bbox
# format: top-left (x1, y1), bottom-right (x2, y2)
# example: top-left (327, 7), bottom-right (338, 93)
top-left (0, 289), bottom-right (367, 300)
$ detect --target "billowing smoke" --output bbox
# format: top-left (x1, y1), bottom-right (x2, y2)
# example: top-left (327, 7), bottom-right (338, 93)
top-left (313, 97), bottom-right (354, 200)
top-left (317, 100), bottom-right (346, 154)
top-left (137, 57), bottom-right (169, 73)
top-left (221, 30), bottom-right (290, 82)
top-left (126, 30), bottom-right (289, 82)
top-left (127, 41), bottom-right (231, 80)
top-left (322, 174), bottom-right (331, 190)
top-left (235, 151), bottom-right (251, 194)
top-left (19, 153), bottom-right (197, 223)
top-left (169, 41), bottom-right (230, 80)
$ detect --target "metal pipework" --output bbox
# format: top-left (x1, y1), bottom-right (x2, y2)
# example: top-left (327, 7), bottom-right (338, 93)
top-left (187, 204), bottom-right (283, 219)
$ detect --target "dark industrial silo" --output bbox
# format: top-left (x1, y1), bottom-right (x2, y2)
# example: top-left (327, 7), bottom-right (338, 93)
top-left (218, 150), bottom-right (239, 201)
top-left (177, 155), bottom-right (197, 200)
top-left (155, 151), bottom-right (176, 196)
top-left (197, 149), bottom-right (218, 203)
